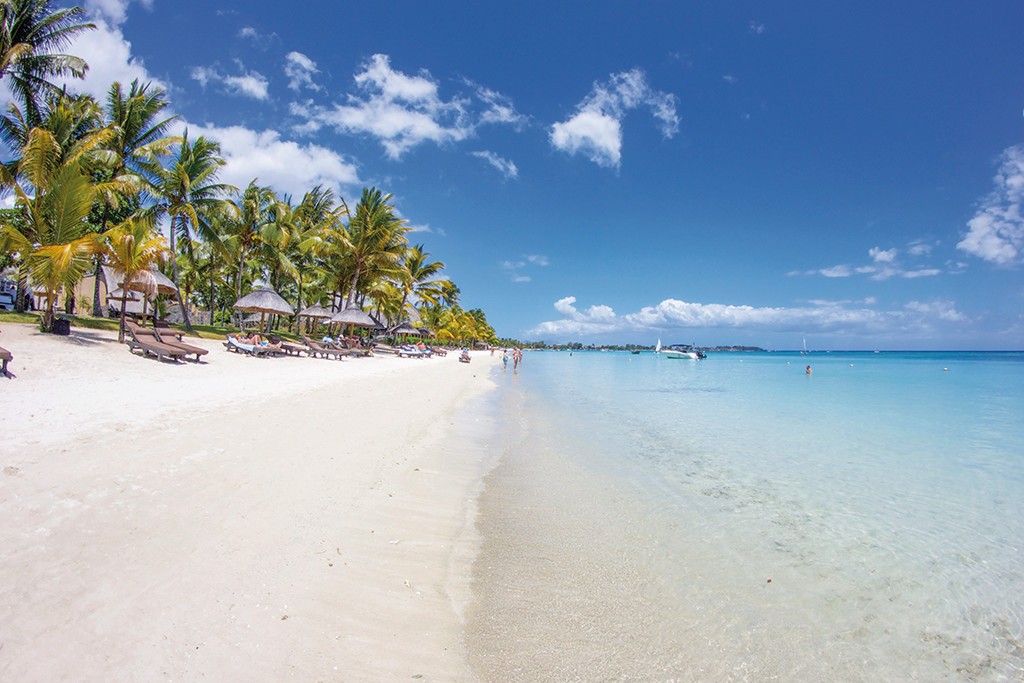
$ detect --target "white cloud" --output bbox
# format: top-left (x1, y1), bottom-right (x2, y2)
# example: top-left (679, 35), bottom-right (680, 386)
top-left (83, 0), bottom-right (150, 27)
top-left (223, 72), bottom-right (269, 100)
top-left (958, 144), bottom-right (1024, 265)
top-left (804, 240), bottom-right (948, 281)
top-left (238, 26), bottom-right (259, 40)
top-left (57, 18), bottom-right (167, 100)
top-left (907, 240), bottom-right (934, 256)
top-left (749, 21), bottom-right (766, 34)
top-left (190, 65), bottom-right (216, 88)
top-left (471, 150), bottom-right (518, 179)
top-left (550, 68), bottom-right (679, 168)
top-left (722, 74), bottom-right (738, 85)
top-left (820, 265), bottom-right (852, 277)
top-left (551, 110), bottom-right (622, 167)
top-left (869, 246), bottom-right (898, 263)
top-left (190, 63), bottom-right (270, 100)
top-left (471, 82), bottom-right (527, 129)
top-left (185, 123), bottom-right (361, 200)
top-left (902, 268), bottom-right (942, 279)
top-left (904, 300), bottom-right (965, 322)
top-left (300, 54), bottom-right (471, 159)
top-left (501, 254), bottom-right (548, 283)
top-left (284, 51), bottom-right (320, 92)
top-left (529, 296), bottom-right (967, 339)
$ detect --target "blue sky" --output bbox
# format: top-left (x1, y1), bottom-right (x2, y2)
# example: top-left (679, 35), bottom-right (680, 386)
top-left (39, 0), bottom-right (1024, 348)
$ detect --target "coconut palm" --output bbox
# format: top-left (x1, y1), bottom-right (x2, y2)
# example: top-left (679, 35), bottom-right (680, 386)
top-left (89, 79), bottom-right (178, 315)
top-left (147, 130), bottom-right (233, 331)
top-left (0, 0), bottom-right (94, 126)
top-left (100, 216), bottom-right (168, 341)
top-left (0, 123), bottom-right (123, 331)
top-left (339, 187), bottom-right (408, 309)
top-left (291, 184), bottom-right (346, 328)
top-left (397, 243), bottom-right (445, 320)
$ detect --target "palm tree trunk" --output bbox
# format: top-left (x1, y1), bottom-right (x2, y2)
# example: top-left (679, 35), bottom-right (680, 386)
top-left (91, 257), bottom-right (104, 317)
top-left (118, 290), bottom-right (129, 343)
top-left (208, 253), bottom-right (216, 327)
top-left (91, 206), bottom-right (111, 317)
top-left (294, 272), bottom-right (304, 334)
top-left (346, 268), bottom-right (360, 309)
top-left (14, 263), bottom-right (28, 313)
top-left (169, 217), bottom-right (194, 333)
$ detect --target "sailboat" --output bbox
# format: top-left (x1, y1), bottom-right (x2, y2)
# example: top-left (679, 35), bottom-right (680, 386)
top-left (801, 337), bottom-right (809, 355)
top-left (655, 339), bottom-right (662, 354)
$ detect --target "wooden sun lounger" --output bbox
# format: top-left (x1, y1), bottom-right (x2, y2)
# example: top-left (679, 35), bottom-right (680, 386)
top-left (152, 319), bottom-right (183, 341)
top-left (301, 335), bottom-right (347, 360)
top-left (224, 335), bottom-right (270, 356)
top-left (152, 327), bottom-right (209, 362)
top-left (269, 336), bottom-right (307, 356)
top-left (124, 323), bottom-right (188, 363)
top-left (373, 343), bottom-right (423, 358)
top-left (0, 345), bottom-right (12, 376)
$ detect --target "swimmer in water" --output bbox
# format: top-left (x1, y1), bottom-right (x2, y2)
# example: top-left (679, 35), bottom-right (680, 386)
top-left (806, 365), bottom-right (812, 375)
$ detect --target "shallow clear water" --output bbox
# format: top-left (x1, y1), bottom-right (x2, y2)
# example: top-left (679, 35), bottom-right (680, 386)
top-left (467, 351), bottom-right (1024, 681)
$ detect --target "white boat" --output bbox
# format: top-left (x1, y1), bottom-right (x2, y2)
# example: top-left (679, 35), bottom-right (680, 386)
top-left (659, 343), bottom-right (704, 360)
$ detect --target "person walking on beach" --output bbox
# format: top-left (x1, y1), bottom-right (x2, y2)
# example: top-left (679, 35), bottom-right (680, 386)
top-left (502, 349), bottom-right (509, 370)
top-left (513, 347), bottom-right (523, 371)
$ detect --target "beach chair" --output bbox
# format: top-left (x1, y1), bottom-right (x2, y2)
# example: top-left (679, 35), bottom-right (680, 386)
top-left (224, 335), bottom-right (269, 356)
top-left (269, 335), bottom-right (307, 357)
top-left (0, 345), bottom-right (11, 376)
top-left (152, 319), bottom-right (183, 341)
top-left (124, 322), bottom-right (188, 363)
top-left (300, 334), bottom-right (347, 360)
top-left (373, 342), bottom-right (422, 358)
top-left (151, 326), bottom-right (209, 363)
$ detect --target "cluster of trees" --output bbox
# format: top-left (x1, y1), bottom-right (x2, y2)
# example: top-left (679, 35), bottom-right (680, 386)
top-left (0, 0), bottom-right (498, 346)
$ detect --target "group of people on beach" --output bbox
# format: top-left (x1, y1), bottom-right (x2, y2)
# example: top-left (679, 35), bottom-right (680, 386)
top-left (498, 347), bottom-right (523, 372)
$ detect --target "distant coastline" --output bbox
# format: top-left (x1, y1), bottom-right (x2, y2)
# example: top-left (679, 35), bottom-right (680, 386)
top-left (514, 343), bottom-right (767, 352)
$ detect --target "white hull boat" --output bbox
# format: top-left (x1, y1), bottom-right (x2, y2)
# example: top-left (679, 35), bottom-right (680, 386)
top-left (657, 340), bottom-right (705, 360)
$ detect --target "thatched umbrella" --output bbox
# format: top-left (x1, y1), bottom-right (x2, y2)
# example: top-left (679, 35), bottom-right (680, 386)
top-left (297, 303), bottom-right (333, 320)
top-left (329, 305), bottom-right (379, 338)
top-left (330, 305), bottom-right (378, 328)
top-left (233, 286), bottom-right (294, 333)
top-left (116, 268), bottom-right (178, 322)
top-left (392, 322), bottom-right (422, 343)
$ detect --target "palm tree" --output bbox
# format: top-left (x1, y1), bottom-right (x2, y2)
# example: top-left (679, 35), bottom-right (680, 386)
top-left (290, 185), bottom-right (345, 328)
top-left (0, 0), bottom-right (95, 126)
top-left (0, 123), bottom-right (121, 331)
top-left (397, 243), bottom-right (445, 322)
top-left (90, 79), bottom-right (178, 315)
top-left (100, 216), bottom-right (168, 341)
top-left (147, 130), bottom-right (233, 332)
top-left (340, 187), bottom-right (408, 309)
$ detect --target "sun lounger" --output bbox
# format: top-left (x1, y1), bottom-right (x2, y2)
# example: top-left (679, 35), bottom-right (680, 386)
top-left (301, 334), bottom-right (347, 360)
top-left (0, 345), bottom-right (11, 376)
top-left (152, 319), bottom-right (183, 341)
top-left (270, 335), bottom-right (307, 356)
top-left (124, 322), bottom-right (188, 363)
top-left (331, 339), bottom-right (373, 357)
top-left (374, 343), bottom-right (424, 358)
top-left (151, 326), bottom-right (209, 362)
top-left (224, 335), bottom-right (270, 356)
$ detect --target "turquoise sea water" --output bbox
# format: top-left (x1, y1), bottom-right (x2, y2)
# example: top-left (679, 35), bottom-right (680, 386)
top-left (467, 350), bottom-right (1024, 681)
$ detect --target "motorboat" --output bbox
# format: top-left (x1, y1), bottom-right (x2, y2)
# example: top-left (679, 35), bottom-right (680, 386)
top-left (659, 343), bottom-right (706, 360)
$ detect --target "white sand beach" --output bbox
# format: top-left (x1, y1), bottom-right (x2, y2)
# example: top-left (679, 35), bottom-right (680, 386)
top-left (0, 323), bottom-right (496, 681)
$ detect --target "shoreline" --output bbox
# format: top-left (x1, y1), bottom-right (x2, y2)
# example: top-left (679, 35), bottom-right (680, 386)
top-left (0, 323), bottom-right (498, 680)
